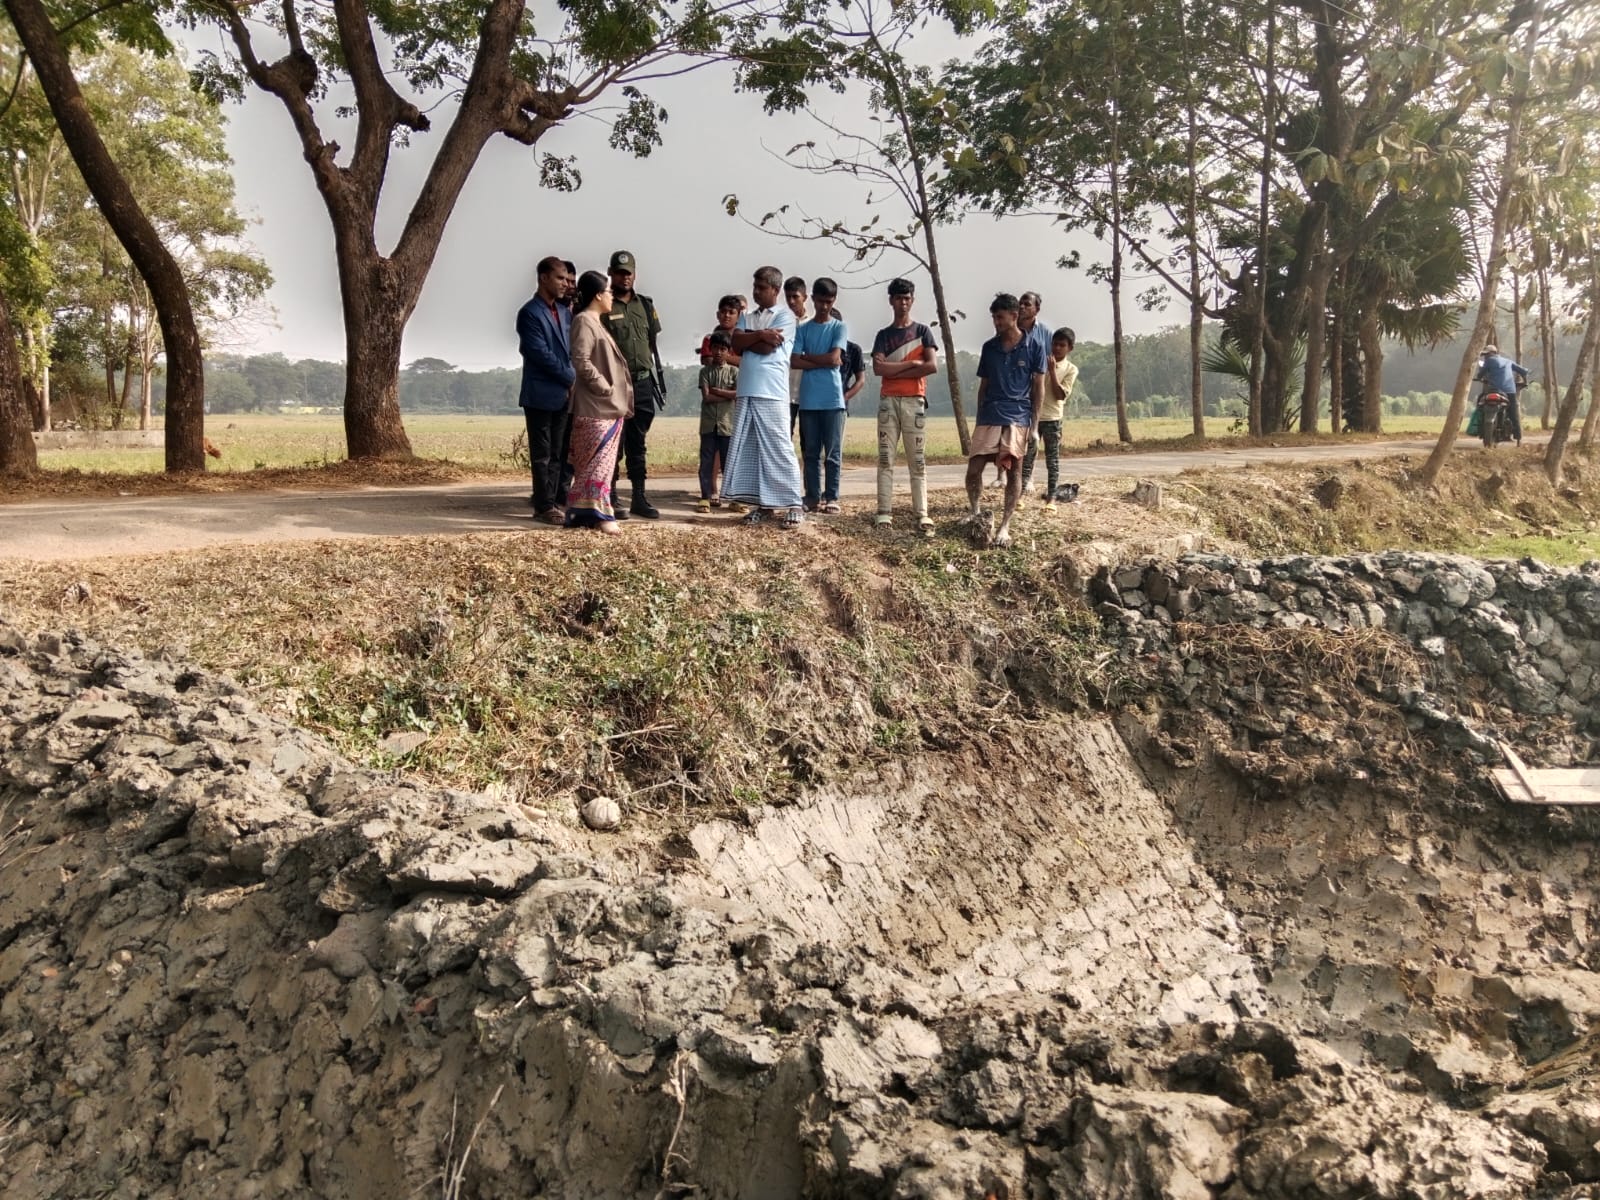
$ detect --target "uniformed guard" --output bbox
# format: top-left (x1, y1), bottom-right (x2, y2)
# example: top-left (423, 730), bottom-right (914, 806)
top-left (604, 250), bottom-right (666, 519)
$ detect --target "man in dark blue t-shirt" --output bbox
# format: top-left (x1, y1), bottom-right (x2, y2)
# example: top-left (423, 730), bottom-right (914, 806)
top-left (965, 292), bottom-right (1045, 548)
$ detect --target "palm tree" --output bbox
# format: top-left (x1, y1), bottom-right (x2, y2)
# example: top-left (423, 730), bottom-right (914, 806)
top-left (1335, 202), bottom-right (1472, 432)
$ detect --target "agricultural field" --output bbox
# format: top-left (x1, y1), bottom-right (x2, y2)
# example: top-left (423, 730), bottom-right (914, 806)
top-left (34, 409), bottom-right (1458, 476)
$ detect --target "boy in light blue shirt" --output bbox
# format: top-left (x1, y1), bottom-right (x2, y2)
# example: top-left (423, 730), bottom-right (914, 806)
top-left (791, 277), bottom-right (849, 512)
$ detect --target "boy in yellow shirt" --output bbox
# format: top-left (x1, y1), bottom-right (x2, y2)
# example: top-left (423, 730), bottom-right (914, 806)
top-left (1023, 327), bottom-right (1078, 512)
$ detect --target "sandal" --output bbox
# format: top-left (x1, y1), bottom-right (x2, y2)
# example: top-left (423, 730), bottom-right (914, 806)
top-left (696, 499), bottom-right (712, 514)
top-left (822, 501), bottom-right (841, 514)
top-left (782, 507), bottom-right (805, 529)
top-left (741, 509), bottom-right (769, 525)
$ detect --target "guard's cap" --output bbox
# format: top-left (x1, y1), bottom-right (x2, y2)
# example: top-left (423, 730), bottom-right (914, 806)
top-left (609, 250), bottom-right (636, 272)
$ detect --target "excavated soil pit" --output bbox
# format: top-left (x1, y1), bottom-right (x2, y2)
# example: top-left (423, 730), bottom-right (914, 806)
top-left (3, 551), bottom-right (1600, 1198)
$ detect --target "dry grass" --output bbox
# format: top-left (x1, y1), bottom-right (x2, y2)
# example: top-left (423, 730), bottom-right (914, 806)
top-left (0, 457), bottom-right (483, 503)
top-left (0, 502), bottom-right (1124, 812)
top-left (5, 445), bottom-right (1595, 812)
top-left (9, 411), bottom-right (1457, 504)
top-left (1175, 623), bottom-right (1426, 698)
top-left (1171, 445), bottom-right (1600, 560)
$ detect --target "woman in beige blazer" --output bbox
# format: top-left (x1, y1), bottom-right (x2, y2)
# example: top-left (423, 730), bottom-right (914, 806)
top-left (565, 270), bottom-right (635, 534)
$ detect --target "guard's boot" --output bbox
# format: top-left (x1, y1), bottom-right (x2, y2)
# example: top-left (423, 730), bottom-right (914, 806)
top-left (630, 484), bottom-right (660, 520)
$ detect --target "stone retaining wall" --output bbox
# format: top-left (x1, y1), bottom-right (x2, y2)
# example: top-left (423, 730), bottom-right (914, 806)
top-left (1092, 551), bottom-right (1600, 731)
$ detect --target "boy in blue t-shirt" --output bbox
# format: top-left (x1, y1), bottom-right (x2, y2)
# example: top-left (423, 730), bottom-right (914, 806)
top-left (965, 292), bottom-right (1045, 548)
top-left (791, 277), bottom-right (849, 512)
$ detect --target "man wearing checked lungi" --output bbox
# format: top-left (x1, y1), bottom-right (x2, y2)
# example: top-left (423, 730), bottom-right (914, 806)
top-left (724, 265), bottom-right (806, 529)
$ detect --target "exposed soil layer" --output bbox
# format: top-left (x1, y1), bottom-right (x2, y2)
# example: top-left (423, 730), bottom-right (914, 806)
top-left (2, 548), bottom-right (1600, 1198)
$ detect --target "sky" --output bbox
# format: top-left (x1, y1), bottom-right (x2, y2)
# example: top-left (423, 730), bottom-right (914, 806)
top-left (188, 24), bottom-right (1176, 370)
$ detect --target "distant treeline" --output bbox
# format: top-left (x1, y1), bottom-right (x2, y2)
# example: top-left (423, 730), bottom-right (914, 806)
top-left (171, 325), bottom-right (1594, 420)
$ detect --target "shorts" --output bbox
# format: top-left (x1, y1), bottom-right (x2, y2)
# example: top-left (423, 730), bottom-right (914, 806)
top-left (968, 423), bottom-right (1032, 469)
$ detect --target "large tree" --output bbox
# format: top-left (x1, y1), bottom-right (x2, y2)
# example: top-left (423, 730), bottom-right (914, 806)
top-left (1, 38), bottom-right (270, 432)
top-left (4, 0), bottom-right (210, 470)
top-left (942, 0), bottom-right (1253, 441)
top-left (1419, 2), bottom-right (1544, 484)
top-left (191, 0), bottom-right (855, 459)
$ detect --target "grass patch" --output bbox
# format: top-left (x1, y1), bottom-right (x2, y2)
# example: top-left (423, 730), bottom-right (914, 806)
top-left (27, 411), bottom-right (1455, 479)
top-left (1172, 444), bottom-right (1600, 563)
top-left (0, 507), bottom-right (1124, 814)
top-left (1463, 531), bottom-right (1600, 566)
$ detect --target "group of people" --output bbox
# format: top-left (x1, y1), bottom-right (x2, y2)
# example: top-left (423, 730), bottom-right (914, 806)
top-left (517, 254), bottom-right (1080, 541)
top-left (517, 252), bottom-right (667, 535)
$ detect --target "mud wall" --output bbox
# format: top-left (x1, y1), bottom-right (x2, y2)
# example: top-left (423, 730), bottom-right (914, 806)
top-left (4, 548), bottom-right (1600, 1200)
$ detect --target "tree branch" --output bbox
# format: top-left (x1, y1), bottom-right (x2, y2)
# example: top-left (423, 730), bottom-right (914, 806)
top-left (332, 0), bottom-right (429, 211)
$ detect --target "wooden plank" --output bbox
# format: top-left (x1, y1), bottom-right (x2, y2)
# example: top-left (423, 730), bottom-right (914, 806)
top-left (1494, 743), bottom-right (1600, 805)
top-left (1501, 742), bottom-right (1544, 803)
top-left (1523, 768), bottom-right (1600, 787)
top-left (1492, 768), bottom-right (1600, 806)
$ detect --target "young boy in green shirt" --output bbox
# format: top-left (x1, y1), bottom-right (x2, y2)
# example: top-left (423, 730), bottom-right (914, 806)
top-left (697, 329), bottom-right (738, 511)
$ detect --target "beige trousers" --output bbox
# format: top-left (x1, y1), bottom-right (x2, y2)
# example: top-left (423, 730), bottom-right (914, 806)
top-left (876, 394), bottom-right (928, 518)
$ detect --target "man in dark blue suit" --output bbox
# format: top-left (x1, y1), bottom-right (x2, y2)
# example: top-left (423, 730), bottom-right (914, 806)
top-left (517, 256), bottom-right (575, 520)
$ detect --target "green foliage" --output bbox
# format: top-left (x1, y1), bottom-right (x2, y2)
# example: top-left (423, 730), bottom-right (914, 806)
top-left (0, 38), bottom-right (269, 411)
top-left (607, 87), bottom-right (667, 157)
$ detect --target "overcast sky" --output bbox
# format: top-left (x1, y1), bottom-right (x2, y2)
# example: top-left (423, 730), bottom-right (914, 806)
top-left (190, 24), bottom-right (1177, 370)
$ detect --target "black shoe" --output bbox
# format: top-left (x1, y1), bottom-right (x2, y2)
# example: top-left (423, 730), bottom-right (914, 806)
top-left (630, 488), bottom-right (660, 520)
top-left (613, 505), bottom-right (629, 521)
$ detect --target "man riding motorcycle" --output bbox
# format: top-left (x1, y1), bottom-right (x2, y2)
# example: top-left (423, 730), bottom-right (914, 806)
top-left (1473, 344), bottom-right (1531, 446)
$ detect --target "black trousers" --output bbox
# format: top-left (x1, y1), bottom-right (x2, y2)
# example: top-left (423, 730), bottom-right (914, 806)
top-left (618, 377), bottom-right (662, 487)
top-left (524, 406), bottom-right (569, 512)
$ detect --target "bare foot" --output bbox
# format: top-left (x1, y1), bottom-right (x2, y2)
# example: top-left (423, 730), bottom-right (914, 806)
top-left (598, 520), bottom-right (621, 536)
top-left (993, 526), bottom-right (1012, 548)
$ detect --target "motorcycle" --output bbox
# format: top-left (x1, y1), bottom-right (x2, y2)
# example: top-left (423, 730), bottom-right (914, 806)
top-left (1474, 390), bottom-right (1512, 448)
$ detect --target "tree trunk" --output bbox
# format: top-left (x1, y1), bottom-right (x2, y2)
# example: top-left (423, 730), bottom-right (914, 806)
top-left (341, 265), bottom-right (414, 459)
top-left (21, 325), bottom-right (46, 430)
top-left (1579, 332), bottom-right (1600, 450)
top-left (1108, 18), bottom-right (1130, 444)
top-left (1329, 299), bottom-right (1344, 433)
top-left (119, 348), bottom-right (134, 416)
top-left (1299, 254), bottom-right (1332, 433)
top-left (1511, 257), bottom-right (1523, 363)
top-left (4, 0), bottom-right (206, 471)
top-left (1259, 321), bottom-right (1294, 433)
top-left (1109, 186), bottom-right (1130, 443)
top-left (1359, 308), bottom-right (1384, 433)
top-left (0, 288), bottom-right (37, 476)
top-left (1419, 1), bottom-right (1542, 486)
top-left (1538, 261), bottom-right (1557, 428)
top-left (930, 288), bottom-right (968, 455)
top-left (1248, 0), bottom-right (1276, 437)
top-left (891, 66), bottom-right (969, 455)
top-left (1189, 284), bottom-right (1205, 437)
top-left (1181, 0), bottom-right (1204, 439)
top-left (1544, 264), bottom-right (1599, 483)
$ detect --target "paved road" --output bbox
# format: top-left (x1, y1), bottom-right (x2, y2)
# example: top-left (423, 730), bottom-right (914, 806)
top-left (0, 435), bottom-right (1520, 563)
